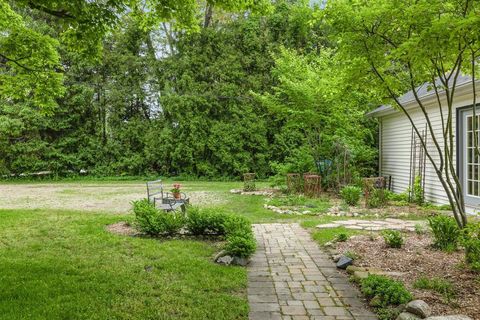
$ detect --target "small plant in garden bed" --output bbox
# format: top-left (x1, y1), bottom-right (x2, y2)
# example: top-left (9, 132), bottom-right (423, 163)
top-left (413, 276), bottom-right (456, 302)
top-left (340, 185), bottom-right (362, 206)
top-left (381, 230), bottom-right (404, 248)
top-left (462, 221), bottom-right (480, 272)
top-left (360, 274), bottom-right (412, 308)
top-left (428, 215), bottom-right (460, 251)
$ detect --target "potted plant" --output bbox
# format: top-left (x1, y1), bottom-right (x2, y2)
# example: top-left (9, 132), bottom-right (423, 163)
top-left (171, 183), bottom-right (182, 199)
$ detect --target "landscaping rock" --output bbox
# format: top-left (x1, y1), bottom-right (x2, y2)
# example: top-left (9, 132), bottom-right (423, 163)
top-left (216, 255), bottom-right (234, 265)
top-left (396, 312), bottom-right (422, 320)
top-left (336, 256), bottom-right (353, 269)
top-left (232, 256), bottom-right (249, 266)
top-left (425, 316), bottom-right (472, 320)
top-left (214, 250), bottom-right (227, 261)
top-left (406, 300), bottom-right (431, 318)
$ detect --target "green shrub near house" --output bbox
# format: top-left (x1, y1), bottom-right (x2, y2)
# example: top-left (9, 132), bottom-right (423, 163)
top-left (462, 221), bottom-right (480, 272)
top-left (428, 215), bottom-right (460, 251)
top-left (340, 185), bottom-right (362, 206)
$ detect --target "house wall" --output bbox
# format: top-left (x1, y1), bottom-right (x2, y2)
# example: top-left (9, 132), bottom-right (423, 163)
top-left (379, 92), bottom-right (476, 208)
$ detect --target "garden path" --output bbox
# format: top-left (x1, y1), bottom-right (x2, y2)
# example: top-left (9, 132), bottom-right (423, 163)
top-left (248, 223), bottom-right (377, 320)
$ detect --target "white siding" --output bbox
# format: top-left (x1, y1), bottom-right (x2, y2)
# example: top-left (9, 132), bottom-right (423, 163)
top-left (380, 93), bottom-right (476, 206)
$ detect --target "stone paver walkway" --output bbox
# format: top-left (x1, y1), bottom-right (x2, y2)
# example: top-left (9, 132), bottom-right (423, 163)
top-left (316, 218), bottom-right (426, 232)
top-left (248, 223), bottom-right (377, 320)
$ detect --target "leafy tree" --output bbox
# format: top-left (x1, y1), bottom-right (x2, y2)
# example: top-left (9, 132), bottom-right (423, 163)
top-left (258, 47), bottom-right (378, 188)
top-left (328, 0), bottom-right (480, 227)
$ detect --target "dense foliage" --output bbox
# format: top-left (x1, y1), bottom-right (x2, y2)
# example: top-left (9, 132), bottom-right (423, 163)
top-left (132, 200), bottom-right (256, 258)
top-left (428, 215), bottom-right (460, 251)
top-left (1, 1), bottom-right (378, 180)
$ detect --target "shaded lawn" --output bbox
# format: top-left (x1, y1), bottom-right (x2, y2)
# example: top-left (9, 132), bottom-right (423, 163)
top-left (0, 209), bottom-right (247, 320)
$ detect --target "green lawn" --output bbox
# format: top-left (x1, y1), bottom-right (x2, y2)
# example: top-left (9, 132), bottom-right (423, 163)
top-left (0, 179), bottom-right (430, 319)
top-left (0, 209), bottom-right (246, 320)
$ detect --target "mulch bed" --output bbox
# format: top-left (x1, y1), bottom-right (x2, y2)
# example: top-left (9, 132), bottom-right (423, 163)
top-left (335, 233), bottom-right (480, 319)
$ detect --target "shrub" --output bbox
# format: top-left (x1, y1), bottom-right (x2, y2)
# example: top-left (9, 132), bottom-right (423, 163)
top-left (376, 307), bottom-right (401, 320)
top-left (224, 234), bottom-right (257, 258)
top-left (340, 185), bottom-right (362, 206)
top-left (223, 215), bottom-right (256, 258)
top-left (366, 189), bottom-right (385, 208)
top-left (361, 274), bottom-right (412, 307)
top-left (223, 215), bottom-right (252, 236)
top-left (412, 175), bottom-right (424, 205)
top-left (185, 207), bottom-right (210, 235)
top-left (157, 212), bottom-right (185, 236)
top-left (132, 199), bottom-right (162, 235)
top-left (382, 230), bottom-right (404, 248)
top-left (413, 277), bottom-right (456, 301)
top-left (428, 215), bottom-right (460, 251)
top-left (462, 222), bottom-right (480, 272)
top-left (185, 207), bottom-right (228, 235)
top-left (385, 190), bottom-right (408, 202)
top-left (132, 199), bottom-right (185, 235)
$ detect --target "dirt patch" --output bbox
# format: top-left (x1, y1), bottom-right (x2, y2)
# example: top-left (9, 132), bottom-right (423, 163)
top-left (0, 183), bottom-right (225, 213)
top-left (335, 234), bottom-right (480, 319)
top-left (106, 222), bottom-right (138, 236)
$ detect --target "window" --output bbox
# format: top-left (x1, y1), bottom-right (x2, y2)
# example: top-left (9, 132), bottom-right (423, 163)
top-left (466, 115), bottom-right (480, 197)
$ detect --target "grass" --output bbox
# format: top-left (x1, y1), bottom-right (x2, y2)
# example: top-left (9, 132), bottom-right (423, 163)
top-left (0, 179), bottom-right (433, 319)
top-left (310, 226), bottom-right (367, 246)
top-left (0, 209), bottom-right (247, 320)
top-left (413, 276), bottom-right (456, 302)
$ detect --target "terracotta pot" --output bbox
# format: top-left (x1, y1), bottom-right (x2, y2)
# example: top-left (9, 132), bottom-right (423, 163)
top-left (173, 192), bottom-right (181, 199)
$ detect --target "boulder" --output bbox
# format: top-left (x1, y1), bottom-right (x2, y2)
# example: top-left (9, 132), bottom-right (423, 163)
top-left (232, 256), bottom-right (249, 266)
top-left (216, 255), bottom-right (234, 265)
top-left (425, 316), bottom-right (472, 320)
top-left (405, 300), bottom-right (431, 318)
top-left (336, 256), bottom-right (353, 269)
top-left (396, 312), bottom-right (422, 320)
top-left (214, 250), bottom-right (227, 261)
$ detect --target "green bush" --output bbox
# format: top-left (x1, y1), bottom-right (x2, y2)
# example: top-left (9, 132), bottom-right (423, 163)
top-left (428, 215), bottom-right (460, 251)
top-left (366, 189), bottom-right (385, 208)
top-left (224, 234), bottom-right (257, 258)
top-left (412, 175), bottom-right (424, 205)
top-left (376, 307), bottom-right (401, 320)
top-left (133, 201), bottom-right (257, 259)
top-left (381, 230), bottom-right (404, 248)
top-left (384, 190), bottom-right (408, 202)
top-left (132, 199), bottom-right (185, 235)
top-left (223, 215), bottom-right (252, 236)
top-left (157, 212), bottom-right (186, 235)
top-left (185, 207), bottom-right (228, 235)
top-left (462, 222), bottom-right (480, 272)
top-left (361, 274), bottom-right (412, 307)
top-left (340, 185), bottom-right (362, 206)
top-left (223, 215), bottom-right (256, 258)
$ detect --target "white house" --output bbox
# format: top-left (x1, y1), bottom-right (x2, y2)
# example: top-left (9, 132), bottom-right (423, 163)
top-left (369, 75), bottom-right (480, 213)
